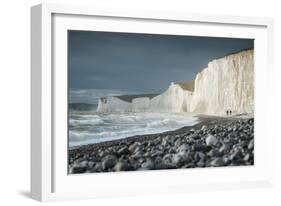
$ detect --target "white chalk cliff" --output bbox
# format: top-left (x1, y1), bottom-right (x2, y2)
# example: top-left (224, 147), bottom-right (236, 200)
top-left (97, 49), bottom-right (254, 115)
top-left (148, 83), bottom-right (193, 113)
top-left (96, 96), bottom-right (132, 113)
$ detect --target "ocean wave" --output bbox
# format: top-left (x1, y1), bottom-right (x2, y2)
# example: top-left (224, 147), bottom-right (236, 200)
top-left (146, 119), bottom-right (180, 128)
top-left (69, 118), bottom-right (104, 126)
top-left (69, 112), bottom-right (198, 147)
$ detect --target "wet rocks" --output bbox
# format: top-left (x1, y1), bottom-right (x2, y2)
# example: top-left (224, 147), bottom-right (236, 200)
top-left (193, 144), bottom-right (208, 152)
top-left (69, 117), bottom-right (254, 174)
top-left (114, 161), bottom-right (132, 171)
top-left (129, 142), bottom-right (141, 153)
top-left (172, 151), bottom-right (191, 167)
top-left (219, 143), bottom-right (230, 154)
top-left (201, 125), bottom-right (208, 131)
top-left (208, 158), bottom-right (224, 167)
top-left (243, 153), bottom-right (250, 162)
top-left (71, 166), bottom-right (87, 174)
top-left (117, 146), bottom-right (130, 155)
top-left (178, 144), bottom-right (191, 153)
top-left (229, 149), bottom-right (241, 161)
top-left (102, 155), bottom-right (117, 170)
top-left (205, 134), bottom-right (218, 146)
top-left (87, 161), bottom-right (95, 168)
top-left (174, 138), bottom-right (182, 147)
top-left (140, 159), bottom-right (155, 170)
top-left (248, 139), bottom-right (254, 150)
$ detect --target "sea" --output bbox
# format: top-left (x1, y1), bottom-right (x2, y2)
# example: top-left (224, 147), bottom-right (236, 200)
top-left (69, 103), bottom-right (199, 147)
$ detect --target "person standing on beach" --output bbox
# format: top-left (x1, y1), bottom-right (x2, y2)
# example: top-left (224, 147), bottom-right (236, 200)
top-left (230, 110), bottom-right (232, 116)
top-left (226, 110), bottom-right (229, 116)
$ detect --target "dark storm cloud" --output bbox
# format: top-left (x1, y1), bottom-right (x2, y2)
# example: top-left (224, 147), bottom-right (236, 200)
top-left (68, 31), bottom-right (253, 93)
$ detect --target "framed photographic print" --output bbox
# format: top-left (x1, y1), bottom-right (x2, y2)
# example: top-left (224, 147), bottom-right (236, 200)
top-left (31, 3), bottom-right (274, 201)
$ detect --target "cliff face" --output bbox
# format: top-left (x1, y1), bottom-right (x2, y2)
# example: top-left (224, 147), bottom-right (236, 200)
top-left (148, 83), bottom-right (192, 113)
top-left (132, 97), bottom-right (150, 112)
top-left (96, 96), bottom-right (131, 113)
top-left (96, 83), bottom-right (192, 113)
top-left (96, 49), bottom-right (254, 115)
top-left (190, 49), bottom-right (254, 114)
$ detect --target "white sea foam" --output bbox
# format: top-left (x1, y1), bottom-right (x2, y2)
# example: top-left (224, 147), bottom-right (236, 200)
top-left (69, 112), bottom-right (198, 147)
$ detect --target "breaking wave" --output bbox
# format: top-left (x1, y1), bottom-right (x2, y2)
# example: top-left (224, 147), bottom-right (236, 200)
top-left (69, 111), bottom-right (198, 147)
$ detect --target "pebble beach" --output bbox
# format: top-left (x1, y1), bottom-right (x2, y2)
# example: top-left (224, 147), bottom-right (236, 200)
top-left (68, 115), bottom-right (254, 174)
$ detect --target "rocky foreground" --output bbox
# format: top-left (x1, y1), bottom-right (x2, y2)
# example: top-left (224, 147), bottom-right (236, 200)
top-left (68, 116), bottom-right (254, 174)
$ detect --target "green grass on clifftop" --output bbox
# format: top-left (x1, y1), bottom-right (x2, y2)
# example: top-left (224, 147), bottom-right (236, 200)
top-left (115, 94), bottom-right (159, 103)
top-left (174, 80), bottom-right (194, 91)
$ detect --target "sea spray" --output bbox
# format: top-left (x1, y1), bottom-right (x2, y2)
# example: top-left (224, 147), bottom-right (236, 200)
top-left (69, 111), bottom-right (198, 147)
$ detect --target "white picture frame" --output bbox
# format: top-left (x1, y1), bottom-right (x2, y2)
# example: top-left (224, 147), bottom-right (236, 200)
top-left (31, 3), bottom-right (274, 202)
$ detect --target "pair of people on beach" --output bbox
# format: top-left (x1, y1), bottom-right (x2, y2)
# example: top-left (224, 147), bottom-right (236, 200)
top-left (226, 110), bottom-right (232, 116)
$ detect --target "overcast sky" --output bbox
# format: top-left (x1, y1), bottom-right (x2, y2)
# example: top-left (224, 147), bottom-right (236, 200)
top-left (68, 30), bottom-right (253, 94)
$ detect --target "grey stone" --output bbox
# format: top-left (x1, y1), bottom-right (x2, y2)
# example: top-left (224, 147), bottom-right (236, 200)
top-left (162, 139), bottom-right (169, 146)
top-left (162, 154), bottom-right (172, 164)
top-left (93, 162), bottom-right (102, 172)
top-left (147, 141), bottom-right (155, 147)
top-left (72, 166), bottom-right (87, 174)
top-left (155, 163), bottom-right (176, 170)
top-left (102, 155), bottom-right (117, 170)
top-left (150, 150), bottom-right (163, 158)
top-left (247, 118), bottom-right (254, 125)
top-left (172, 154), bottom-right (182, 165)
top-left (79, 160), bottom-right (88, 168)
top-left (201, 125), bottom-right (208, 131)
top-left (229, 149), bottom-right (241, 161)
top-left (219, 143), bottom-right (230, 154)
top-left (87, 161), bottom-right (95, 168)
top-left (193, 144), bottom-right (207, 152)
top-left (129, 142), bottom-right (141, 152)
top-left (118, 146), bottom-right (130, 155)
top-left (197, 152), bottom-right (206, 160)
top-left (205, 134), bottom-right (218, 146)
top-left (222, 156), bottom-right (230, 165)
top-left (189, 133), bottom-right (200, 140)
top-left (141, 159), bottom-right (155, 170)
top-left (132, 151), bottom-right (143, 159)
top-left (172, 151), bottom-right (191, 166)
top-left (114, 161), bottom-right (131, 171)
top-left (196, 160), bottom-right (205, 167)
top-left (178, 144), bottom-right (191, 153)
top-left (207, 149), bottom-right (221, 157)
top-left (99, 151), bottom-right (106, 158)
top-left (248, 139), bottom-right (254, 150)
top-left (175, 138), bottom-right (182, 147)
top-left (208, 158), bottom-right (224, 167)
top-left (189, 129), bottom-right (195, 133)
top-left (88, 156), bottom-right (97, 162)
top-left (168, 147), bottom-right (176, 154)
top-left (243, 153), bottom-right (250, 162)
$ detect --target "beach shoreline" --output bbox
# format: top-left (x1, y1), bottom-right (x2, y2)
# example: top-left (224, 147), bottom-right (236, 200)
top-left (68, 115), bottom-right (254, 174)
